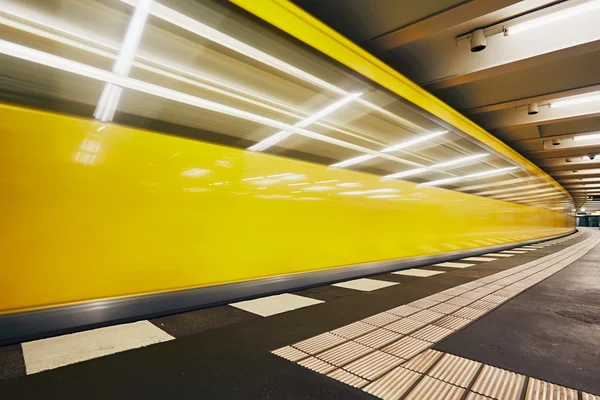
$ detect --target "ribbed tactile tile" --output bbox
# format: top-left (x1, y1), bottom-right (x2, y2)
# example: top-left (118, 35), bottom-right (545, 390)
top-left (362, 312), bottom-right (400, 327)
top-left (468, 300), bottom-right (498, 311)
top-left (460, 291), bottom-right (487, 300)
top-left (582, 393), bottom-right (600, 400)
top-left (297, 356), bottom-right (336, 374)
top-left (326, 369), bottom-right (369, 388)
top-left (426, 293), bottom-right (456, 302)
top-left (363, 367), bottom-right (421, 400)
top-left (293, 332), bottom-right (346, 354)
top-left (408, 310), bottom-right (444, 324)
top-left (387, 305), bottom-right (422, 317)
top-left (442, 287), bottom-right (470, 296)
top-left (404, 376), bottom-right (465, 400)
top-left (343, 350), bottom-right (404, 380)
top-left (410, 325), bottom-right (454, 343)
top-left (452, 307), bottom-right (489, 320)
top-left (385, 318), bottom-right (426, 334)
top-left (330, 321), bottom-right (376, 340)
top-left (471, 364), bottom-right (525, 400)
top-left (429, 302), bottom-right (463, 314)
top-left (525, 378), bottom-right (578, 400)
top-left (408, 298), bottom-right (439, 309)
top-left (432, 315), bottom-right (471, 331)
top-left (382, 336), bottom-right (431, 359)
top-left (446, 296), bottom-right (476, 307)
top-left (465, 392), bottom-right (491, 400)
top-left (316, 341), bottom-right (372, 367)
top-left (428, 353), bottom-right (481, 388)
top-left (353, 328), bottom-right (402, 349)
top-left (401, 349), bottom-right (443, 373)
top-left (481, 295), bottom-right (508, 304)
top-left (271, 346), bottom-right (308, 362)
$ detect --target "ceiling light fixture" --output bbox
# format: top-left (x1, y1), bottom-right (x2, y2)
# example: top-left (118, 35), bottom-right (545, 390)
top-left (551, 92), bottom-right (600, 108)
top-left (573, 132), bottom-right (600, 141)
top-left (248, 92), bottom-right (362, 151)
top-left (507, 0), bottom-right (600, 35)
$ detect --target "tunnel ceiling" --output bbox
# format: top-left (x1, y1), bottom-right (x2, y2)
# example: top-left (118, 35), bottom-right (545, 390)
top-left (293, 0), bottom-right (600, 211)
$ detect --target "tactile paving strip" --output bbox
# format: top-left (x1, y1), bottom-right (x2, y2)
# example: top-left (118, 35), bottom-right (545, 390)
top-left (342, 350), bottom-right (404, 380)
top-left (471, 364), bottom-right (525, 400)
top-left (363, 367), bottom-right (421, 400)
top-left (404, 376), bottom-right (465, 400)
top-left (526, 378), bottom-right (578, 400)
top-left (428, 353), bottom-right (481, 388)
top-left (273, 231), bottom-right (600, 399)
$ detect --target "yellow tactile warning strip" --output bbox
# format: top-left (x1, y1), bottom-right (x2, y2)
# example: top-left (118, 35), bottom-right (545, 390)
top-left (272, 230), bottom-right (600, 399)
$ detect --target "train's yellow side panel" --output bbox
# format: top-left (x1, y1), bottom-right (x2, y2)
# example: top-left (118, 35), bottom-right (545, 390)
top-left (0, 104), bottom-right (573, 314)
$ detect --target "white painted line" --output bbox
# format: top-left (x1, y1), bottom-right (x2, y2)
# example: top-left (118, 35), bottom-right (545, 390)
top-left (433, 262), bottom-right (475, 268)
top-left (22, 321), bottom-right (173, 374)
top-left (333, 278), bottom-right (398, 291)
top-left (485, 253), bottom-right (514, 258)
top-left (230, 293), bottom-right (323, 317)
top-left (501, 250), bottom-right (527, 254)
top-left (461, 257), bottom-right (498, 262)
top-left (392, 269), bottom-right (445, 277)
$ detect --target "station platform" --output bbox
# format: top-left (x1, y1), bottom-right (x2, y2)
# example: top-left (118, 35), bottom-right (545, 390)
top-left (1, 229), bottom-right (599, 399)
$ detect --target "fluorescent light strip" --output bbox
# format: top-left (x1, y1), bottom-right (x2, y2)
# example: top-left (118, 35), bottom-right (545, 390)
top-left (119, 0), bottom-right (423, 132)
top-left (2, 12), bottom-right (390, 150)
top-left (248, 92), bottom-right (362, 151)
top-left (573, 132), bottom-right (600, 141)
top-left (419, 167), bottom-right (518, 187)
top-left (474, 182), bottom-right (548, 196)
top-left (508, 0), bottom-right (600, 35)
top-left (457, 176), bottom-right (538, 192)
top-left (330, 154), bottom-right (377, 168)
top-left (2, 40), bottom-right (412, 163)
top-left (552, 93), bottom-right (600, 109)
top-left (383, 153), bottom-right (487, 180)
top-left (331, 131), bottom-right (447, 169)
top-left (381, 131), bottom-right (446, 153)
top-left (490, 187), bottom-right (556, 200)
top-left (94, 0), bottom-right (153, 121)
